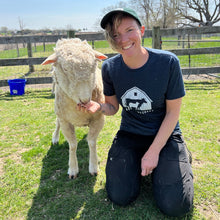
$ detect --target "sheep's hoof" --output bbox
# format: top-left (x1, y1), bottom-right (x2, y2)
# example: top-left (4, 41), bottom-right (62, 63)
top-left (51, 138), bottom-right (59, 145)
top-left (90, 172), bottom-right (98, 176)
top-left (69, 174), bottom-right (77, 179)
top-left (68, 168), bottom-right (78, 179)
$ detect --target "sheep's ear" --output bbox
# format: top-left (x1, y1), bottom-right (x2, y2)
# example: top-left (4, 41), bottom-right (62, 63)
top-left (41, 53), bottom-right (57, 65)
top-left (94, 50), bottom-right (108, 60)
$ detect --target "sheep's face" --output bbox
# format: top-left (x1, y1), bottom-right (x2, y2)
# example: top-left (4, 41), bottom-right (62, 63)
top-left (55, 55), bottom-right (96, 103)
top-left (54, 39), bottom-right (100, 104)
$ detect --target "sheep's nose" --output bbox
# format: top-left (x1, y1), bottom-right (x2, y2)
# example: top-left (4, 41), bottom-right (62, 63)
top-left (79, 98), bottom-right (91, 105)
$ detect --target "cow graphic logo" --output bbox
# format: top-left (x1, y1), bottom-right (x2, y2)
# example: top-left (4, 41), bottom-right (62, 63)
top-left (121, 87), bottom-right (152, 113)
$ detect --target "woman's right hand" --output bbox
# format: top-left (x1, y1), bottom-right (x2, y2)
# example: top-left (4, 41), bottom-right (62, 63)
top-left (76, 101), bottom-right (101, 113)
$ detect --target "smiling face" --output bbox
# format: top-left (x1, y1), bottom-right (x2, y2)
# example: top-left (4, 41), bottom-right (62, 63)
top-left (113, 17), bottom-right (145, 58)
top-left (105, 14), bottom-right (145, 58)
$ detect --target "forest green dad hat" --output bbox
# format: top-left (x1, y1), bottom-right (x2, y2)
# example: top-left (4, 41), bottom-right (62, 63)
top-left (100, 8), bottom-right (142, 29)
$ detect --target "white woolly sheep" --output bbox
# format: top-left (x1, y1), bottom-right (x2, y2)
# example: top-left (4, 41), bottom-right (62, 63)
top-left (42, 38), bottom-right (107, 179)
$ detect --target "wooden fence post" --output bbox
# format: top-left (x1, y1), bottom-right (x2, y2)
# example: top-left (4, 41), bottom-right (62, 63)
top-left (188, 34), bottom-right (191, 67)
top-left (16, 43), bottom-right (20, 57)
top-left (178, 35), bottom-right (181, 47)
top-left (67, 30), bottom-right (75, 38)
top-left (152, 26), bottom-right (161, 49)
top-left (27, 42), bottom-right (34, 73)
top-left (43, 41), bottom-right (46, 52)
top-left (182, 34), bottom-right (185, 48)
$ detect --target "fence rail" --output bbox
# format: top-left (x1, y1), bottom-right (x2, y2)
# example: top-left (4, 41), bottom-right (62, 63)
top-left (0, 26), bottom-right (220, 87)
top-left (0, 47), bottom-right (220, 66)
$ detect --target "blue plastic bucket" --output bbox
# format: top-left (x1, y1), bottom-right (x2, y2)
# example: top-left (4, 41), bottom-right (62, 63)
top-left (8, 79), bottom-right (27, 95)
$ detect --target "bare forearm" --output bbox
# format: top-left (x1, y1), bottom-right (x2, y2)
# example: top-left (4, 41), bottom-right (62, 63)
top-left (150, 112), bottom-right (179, 153)
top-left (141, 111), bottom-right (180, 176)
top-left (147, 98), bottom-right (182, 154)
top-left (99, 102), bottom-right (118, 116)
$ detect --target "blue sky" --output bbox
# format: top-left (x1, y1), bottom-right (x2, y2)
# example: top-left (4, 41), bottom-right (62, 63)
top-left (0, 0), bottom-right (121, 31)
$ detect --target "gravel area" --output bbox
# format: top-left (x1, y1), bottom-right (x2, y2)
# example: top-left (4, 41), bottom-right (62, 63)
top-left (182, 73), bottom-right (218, 81)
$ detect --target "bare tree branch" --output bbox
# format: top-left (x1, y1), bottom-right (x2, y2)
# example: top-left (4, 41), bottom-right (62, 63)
top-left (177, 0), bottom-right (220, 26)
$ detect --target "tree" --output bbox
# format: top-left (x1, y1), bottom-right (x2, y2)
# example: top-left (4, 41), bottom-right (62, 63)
top-left (1, 26), bottom-right (8, 33)
top-left (18, 17), bottom-right (26, 47)
top-left (101, 1), bottom-right (128, 15)
top-left (177, 0), bottom-right (220, 26)
top-left (129, 0), bottom-right (180, 28)
top-left (129, 0), bottom-right (153, 28)
top-left (18, 17), bottom-right (25, 34)
top-left (160, 0), bottom-right (181, 28)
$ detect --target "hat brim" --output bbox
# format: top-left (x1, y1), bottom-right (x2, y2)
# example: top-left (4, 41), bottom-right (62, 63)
top-left (100, 9), bottom-right (141, 29)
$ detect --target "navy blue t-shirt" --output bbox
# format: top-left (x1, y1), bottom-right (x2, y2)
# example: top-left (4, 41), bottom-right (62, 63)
top-left (102, 48), bottom-right (185, 136)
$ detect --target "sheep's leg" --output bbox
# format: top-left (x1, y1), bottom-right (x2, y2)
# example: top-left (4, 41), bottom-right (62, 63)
top-left (52, 118), bottom-right (60, 144)
top-left (51, 81), bottom-right (55, 94)
top-left (87, 115), bottom-right (105, 175)
top-left (59, 119), bottom-right (78, 179)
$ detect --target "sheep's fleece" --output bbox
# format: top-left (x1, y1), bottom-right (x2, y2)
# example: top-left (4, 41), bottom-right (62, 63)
top-left (42, 38), bottom-right (107, 178)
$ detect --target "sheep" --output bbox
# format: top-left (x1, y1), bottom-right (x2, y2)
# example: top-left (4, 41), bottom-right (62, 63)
top-left (42, 38), bottom-right (107, 179)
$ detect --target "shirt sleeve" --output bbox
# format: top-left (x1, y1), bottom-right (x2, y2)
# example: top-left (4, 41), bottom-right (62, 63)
top-left (166, 56), bottom-right (185, 100)
top-left (101, 61), bottom-right (116, 96)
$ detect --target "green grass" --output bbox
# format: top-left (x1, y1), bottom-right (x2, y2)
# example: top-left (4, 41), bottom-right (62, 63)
top-left (180, 81), bottom-right (220, 218)
top-left (161, 36), bottom-right (220, 50)
top-left (0, 80), bottom-right (219, 219)
top-left (0, 44), bottom-right (56, 59)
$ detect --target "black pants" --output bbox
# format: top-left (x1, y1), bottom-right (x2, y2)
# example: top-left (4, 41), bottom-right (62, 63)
top-left (105, 130), bottom-right (194, 217)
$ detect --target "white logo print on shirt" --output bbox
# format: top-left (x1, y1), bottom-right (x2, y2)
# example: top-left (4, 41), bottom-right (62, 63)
top-left (121, 87), bottom-right (153, 114)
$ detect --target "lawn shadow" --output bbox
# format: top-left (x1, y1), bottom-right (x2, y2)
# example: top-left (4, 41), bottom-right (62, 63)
top-left (27, 134), bottom-right (106, 219)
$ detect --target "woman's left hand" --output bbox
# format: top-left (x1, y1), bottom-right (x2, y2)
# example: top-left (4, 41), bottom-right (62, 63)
top-left (141, 149), bottom-right (159, 176)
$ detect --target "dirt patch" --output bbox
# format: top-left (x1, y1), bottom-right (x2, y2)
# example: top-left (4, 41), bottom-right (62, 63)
top-left (0, 148), bottom-right (29, 176)
top-left (9, 148), bottom-right (29, 164)
top-left (198, 203), bottom-right (220, 220)
top-left (0, 158), bottom-right (4, 176)
top-left (183, 74), bottom-right (218, 81)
